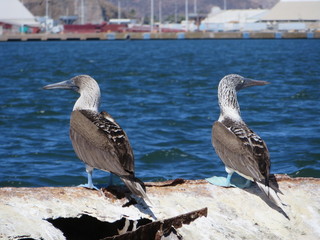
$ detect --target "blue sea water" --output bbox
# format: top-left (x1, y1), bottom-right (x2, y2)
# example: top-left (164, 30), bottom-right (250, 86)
top-left (0, 39), bottom-right (319, 187)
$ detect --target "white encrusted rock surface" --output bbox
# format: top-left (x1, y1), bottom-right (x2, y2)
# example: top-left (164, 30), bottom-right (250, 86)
top-left (0, 175), bottom-right (319, 240)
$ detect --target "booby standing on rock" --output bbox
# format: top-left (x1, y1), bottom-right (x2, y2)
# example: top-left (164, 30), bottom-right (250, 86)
top-left (43, 75), bottom-right (151, 204)
top-left (207, 74), bottom-right (285, 210)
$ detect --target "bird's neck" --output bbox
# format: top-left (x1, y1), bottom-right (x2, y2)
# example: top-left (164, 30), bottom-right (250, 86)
top-left (218, 85), bottom-right (242, 122)
top-left (73, 91), bottom-right (101, 112)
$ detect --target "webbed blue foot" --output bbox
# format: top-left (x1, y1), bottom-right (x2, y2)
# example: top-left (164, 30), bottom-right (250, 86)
top-left (78, 183), bottom-right (99, 190)
top-left (79, 169), bottom-right (99, 190)
top-left (206, 175), bottom-right (252, 189)
top-left (206, 176), bottom-right (234, 187)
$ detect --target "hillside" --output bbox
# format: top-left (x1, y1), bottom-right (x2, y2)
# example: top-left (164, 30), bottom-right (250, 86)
top-left (23, 0), bottom-right (279, 24)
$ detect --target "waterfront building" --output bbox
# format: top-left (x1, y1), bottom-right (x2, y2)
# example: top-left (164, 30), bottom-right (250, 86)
top-left (261, 0), bottom-right (320, 31)
top-left (0, 0), bottom-right (39, 34)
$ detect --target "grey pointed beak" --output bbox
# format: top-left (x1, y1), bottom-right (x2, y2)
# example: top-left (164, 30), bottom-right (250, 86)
top-left (242, 78), bottom-right (270, 89)
top-left (43, 79), bottom-right (77, 90)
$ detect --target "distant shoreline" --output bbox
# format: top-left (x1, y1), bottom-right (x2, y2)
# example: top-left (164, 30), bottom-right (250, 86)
top-left (1, 31), bottom-right (319, 41)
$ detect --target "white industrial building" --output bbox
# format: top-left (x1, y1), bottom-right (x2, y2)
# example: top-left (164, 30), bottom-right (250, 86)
top-left (0, 0), bottom-right (39, 34)
top-left (199, 7), bottom-right (269, 32)
top-left (261, 0), bottom-right (320, 31)
top-left (200, 0), bottom-right (320, 32)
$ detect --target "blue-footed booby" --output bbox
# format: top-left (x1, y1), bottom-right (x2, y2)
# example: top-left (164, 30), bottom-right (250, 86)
top-left (207, 74), bottom-right (285, 210)
top-left (43, 75), bottom-right (151, 204)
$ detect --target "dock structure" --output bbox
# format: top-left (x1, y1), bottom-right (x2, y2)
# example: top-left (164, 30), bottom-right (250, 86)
top-left (0, 31), bottom-right (319, 41)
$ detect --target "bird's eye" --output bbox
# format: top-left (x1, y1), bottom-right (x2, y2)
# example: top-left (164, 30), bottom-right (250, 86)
top-left (240, 80), bottom-right (244, 84)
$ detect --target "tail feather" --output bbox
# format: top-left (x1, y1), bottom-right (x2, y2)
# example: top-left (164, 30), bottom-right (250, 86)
top-left (121, 177), bottom-right (152, 206)
top-left (256, 181), bottom-right (286, 210)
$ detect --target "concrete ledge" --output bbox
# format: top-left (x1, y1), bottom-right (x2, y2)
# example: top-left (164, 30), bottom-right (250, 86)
top-left (282, 32), bottom-right (309, 39)
top-left (1, 32), bottom-right (319, 41)
top-left (248, 32), bottom-right (275, 39)
top-left (0, 175), bottom-right (319, 239)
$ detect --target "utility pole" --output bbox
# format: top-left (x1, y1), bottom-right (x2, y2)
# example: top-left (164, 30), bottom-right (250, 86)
top-left (118, 0), bottom-right (121, 24)
top-left (185, 0), bottom-right (189, 32)
top-left (194, 0), bottom-right (198, 31)
top-left (159, 0), bottom-right (162, 32)
top-left (150, 0), bottom-right (154, 32)
top-left (45, 0), bottom-right (49, 17)
top-left (45, 0), bottom-right (49, 33)
top-left (80, 0), bottom-right (85, 24)
top-left (174, 0), bottom-right (177, 23)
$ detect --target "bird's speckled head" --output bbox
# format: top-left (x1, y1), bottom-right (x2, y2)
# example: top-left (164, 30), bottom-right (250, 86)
top-left (70, 75), bottom-right (100, 94)
top-left (219, 74), bottom-right (269, 93)
top-left (43, 75), bottom-right (101, 112)
top-left (217, 74), bottom-right (269, 122)
top-left (43, 75), bottom-right (100, 93)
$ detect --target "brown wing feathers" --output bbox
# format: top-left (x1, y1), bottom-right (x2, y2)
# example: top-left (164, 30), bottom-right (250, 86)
top-left (70, 110), bottom-right (134, 177)
top-left (212, 120), bottom-right (270, 185)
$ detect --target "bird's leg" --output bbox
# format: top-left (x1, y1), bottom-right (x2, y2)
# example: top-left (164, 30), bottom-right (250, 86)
top-left (225, 172), bottom-right (233, 186)
top-left (243, 179), bottom-right (251, 188)
top-left (235, 179), bottom-right (252, 189)
top-left (225, 168), bottom-right (252, 188)
top-left (206, 167), bottom-right (234, 187)
top-left (79, 165), bottom-right (99, 190)
top-left (108, 173), bottom-right (114, 186)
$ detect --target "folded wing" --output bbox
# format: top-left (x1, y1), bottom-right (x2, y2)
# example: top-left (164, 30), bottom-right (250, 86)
top-left (212, 120), bottom-right (270, 185)
top-left (70, 110), bottom-right (134, 178)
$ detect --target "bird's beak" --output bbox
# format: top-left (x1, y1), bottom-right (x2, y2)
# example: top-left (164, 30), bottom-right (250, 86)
top-left (43, 79), bottom-right (77, 91)
top-left (242, 78), bottom-right (270, 89)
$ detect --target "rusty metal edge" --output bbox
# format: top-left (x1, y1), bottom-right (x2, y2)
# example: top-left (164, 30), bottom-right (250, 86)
top-left (101, 207), bottom-right (208, 240)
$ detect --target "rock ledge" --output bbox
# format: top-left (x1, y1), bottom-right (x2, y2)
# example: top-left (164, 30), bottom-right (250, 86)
top-left (0, 175), bottom-right (319, 240)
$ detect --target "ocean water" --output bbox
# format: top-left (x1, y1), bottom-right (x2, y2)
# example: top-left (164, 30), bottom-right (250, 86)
top-left (0, 39), bottom-right (319, 187)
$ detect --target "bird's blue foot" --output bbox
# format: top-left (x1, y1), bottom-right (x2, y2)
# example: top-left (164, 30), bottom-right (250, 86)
top-left (78, 183), bottom-right (99, 190)
top-left (206, 176), bottom-right (234, 187)
top-left (79, 170), bottom-right (99, 190)
top-left (206, 174), bottom-right (252, 189)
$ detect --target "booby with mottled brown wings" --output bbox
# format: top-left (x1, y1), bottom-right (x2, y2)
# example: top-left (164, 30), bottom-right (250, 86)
top-left (43, 75), bottom-right (151, 204)
top-left (207, 74), bottom-right (285, 211)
